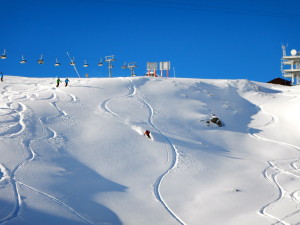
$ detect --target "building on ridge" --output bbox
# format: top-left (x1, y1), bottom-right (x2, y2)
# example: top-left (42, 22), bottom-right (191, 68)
top-left (281, 45), bottom-right (300, 85)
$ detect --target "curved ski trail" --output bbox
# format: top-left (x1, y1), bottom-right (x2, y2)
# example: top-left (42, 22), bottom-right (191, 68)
top-left (100, 77), bottom-right (185, 225)
top-left (127, 79), bottom-right (185, 225)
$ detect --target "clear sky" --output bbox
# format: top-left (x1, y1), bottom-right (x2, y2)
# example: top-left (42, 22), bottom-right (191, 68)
top-left (1, 0), bottom-right (300, 82)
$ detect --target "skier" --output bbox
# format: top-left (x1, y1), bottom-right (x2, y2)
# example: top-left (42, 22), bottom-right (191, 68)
top-left (65, 78), bottom-right (70, 87)
top-left (144, 130), bottom-right (151, 139)
top-left (56, 78), bottom-right (61, 87)
top-left (0, 72), bottom-right (3, 82)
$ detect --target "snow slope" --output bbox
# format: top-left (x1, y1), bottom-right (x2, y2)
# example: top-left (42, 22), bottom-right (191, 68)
top-left (0, 76), bottom-right (300, 225)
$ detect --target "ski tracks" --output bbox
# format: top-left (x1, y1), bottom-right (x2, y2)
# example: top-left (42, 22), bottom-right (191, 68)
top-left (0, 83), bottom-right (93, 225)
top-left (249, 98), bottom-right (300, 225)
top-left (128, 80), bottom-right (185, 225)
top-left (100, 78), bottom-right (185, 225)
top-left (0, 99), bottom-right (29, 223)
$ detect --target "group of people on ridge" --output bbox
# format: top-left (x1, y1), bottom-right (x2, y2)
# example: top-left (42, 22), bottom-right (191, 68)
top-left (0, 74), bottom-right (70, 88)
top-left (56, 78), bottom-right (69, 87)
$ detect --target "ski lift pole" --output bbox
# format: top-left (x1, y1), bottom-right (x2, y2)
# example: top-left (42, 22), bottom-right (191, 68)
top-left (130, 67), bottom-right (134, 77)
top-left (108, 61), bottom-right (112, 78)
top-left (105, 55), bottom-right (116, 78)
top-left (66, 52), bottom-right (81, 78)
top-left (128, 62), bottom-right (137, 77)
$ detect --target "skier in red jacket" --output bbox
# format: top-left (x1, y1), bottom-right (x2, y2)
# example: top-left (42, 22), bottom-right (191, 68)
top-left (144, 130), bottom-right (151, 139)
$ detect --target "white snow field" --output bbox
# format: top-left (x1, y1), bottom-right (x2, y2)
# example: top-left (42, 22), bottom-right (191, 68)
top-left (0, 76), bottom-right (300, 225)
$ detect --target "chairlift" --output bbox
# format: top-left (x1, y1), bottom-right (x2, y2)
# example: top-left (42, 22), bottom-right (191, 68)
top-left (20, 55), bottom-right (27, 64)
top-left (37, 54), bottom-right (44, 64)
top-left (83, 59), bottom-right (89, 67)
top-left (98, 58), bottom-right (103, 66)
top-left (70, 57), bottom-right (76, 66)
top-left (0, 49), bottom-right (7, 59)
top-left (54, 58), bottom-right (61, 66)
top-left (122, 61), bottom-right (127, 69)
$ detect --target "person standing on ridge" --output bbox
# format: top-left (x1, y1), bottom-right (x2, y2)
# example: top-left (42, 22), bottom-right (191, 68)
top-left (56, 78), bottom-right (61, 87)
top-left (65, 78), bottom-right (70, 87)
top-left (0, 72), bottom-right (3, 82)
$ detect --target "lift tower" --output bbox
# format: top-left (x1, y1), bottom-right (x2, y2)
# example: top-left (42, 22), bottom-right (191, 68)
top-left (105, 55), bottom-right (116, 78)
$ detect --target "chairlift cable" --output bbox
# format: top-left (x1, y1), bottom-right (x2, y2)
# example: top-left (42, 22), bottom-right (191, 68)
top-left (141, 0), bottom-right (300, 18)
top-left (78, 0), bottom-right (300, 19)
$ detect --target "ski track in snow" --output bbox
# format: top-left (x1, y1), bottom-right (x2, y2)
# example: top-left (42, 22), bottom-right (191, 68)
top-left (127, 78), bottom-right (185, 225)
top-left (99, 77), bottom-right (185, 225)
top-left (0, 95), bottom-right (28, 223)
top-left (17, 181), bottom-right (94, 225)
top-left (249, 96), bottom-right (300, 225)
top-left (0, 83), bottom-right (93, 225)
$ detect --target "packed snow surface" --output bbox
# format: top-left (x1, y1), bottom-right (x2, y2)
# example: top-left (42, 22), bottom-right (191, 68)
top-left (0, 76), bottom-right (300, 225)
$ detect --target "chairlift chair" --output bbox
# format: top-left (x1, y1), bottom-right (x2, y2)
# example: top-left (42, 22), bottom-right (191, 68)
top-left (83, 59), bottom-right (89, 67)
top-left (54, 58), bottom-right (60, 66)
top-left (1, 49), bottom-right (7, 59)
top-left (70, 57), bottom-right (76, 66)
top-left (37, 54), bottom-right (44, 64)
top-left (122, 61), bottom-right (127, 69)
top-left (20, 55), bottom-right (27, 64)
top-left (98, 58), bottom-right (103, 66)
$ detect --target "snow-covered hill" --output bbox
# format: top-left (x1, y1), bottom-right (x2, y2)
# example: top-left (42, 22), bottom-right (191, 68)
top-left (0, 76), bottom-right (300, 225)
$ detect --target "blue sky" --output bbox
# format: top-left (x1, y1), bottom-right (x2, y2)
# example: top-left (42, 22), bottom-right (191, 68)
top-left (1, 0), bottom-right (300, 82)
